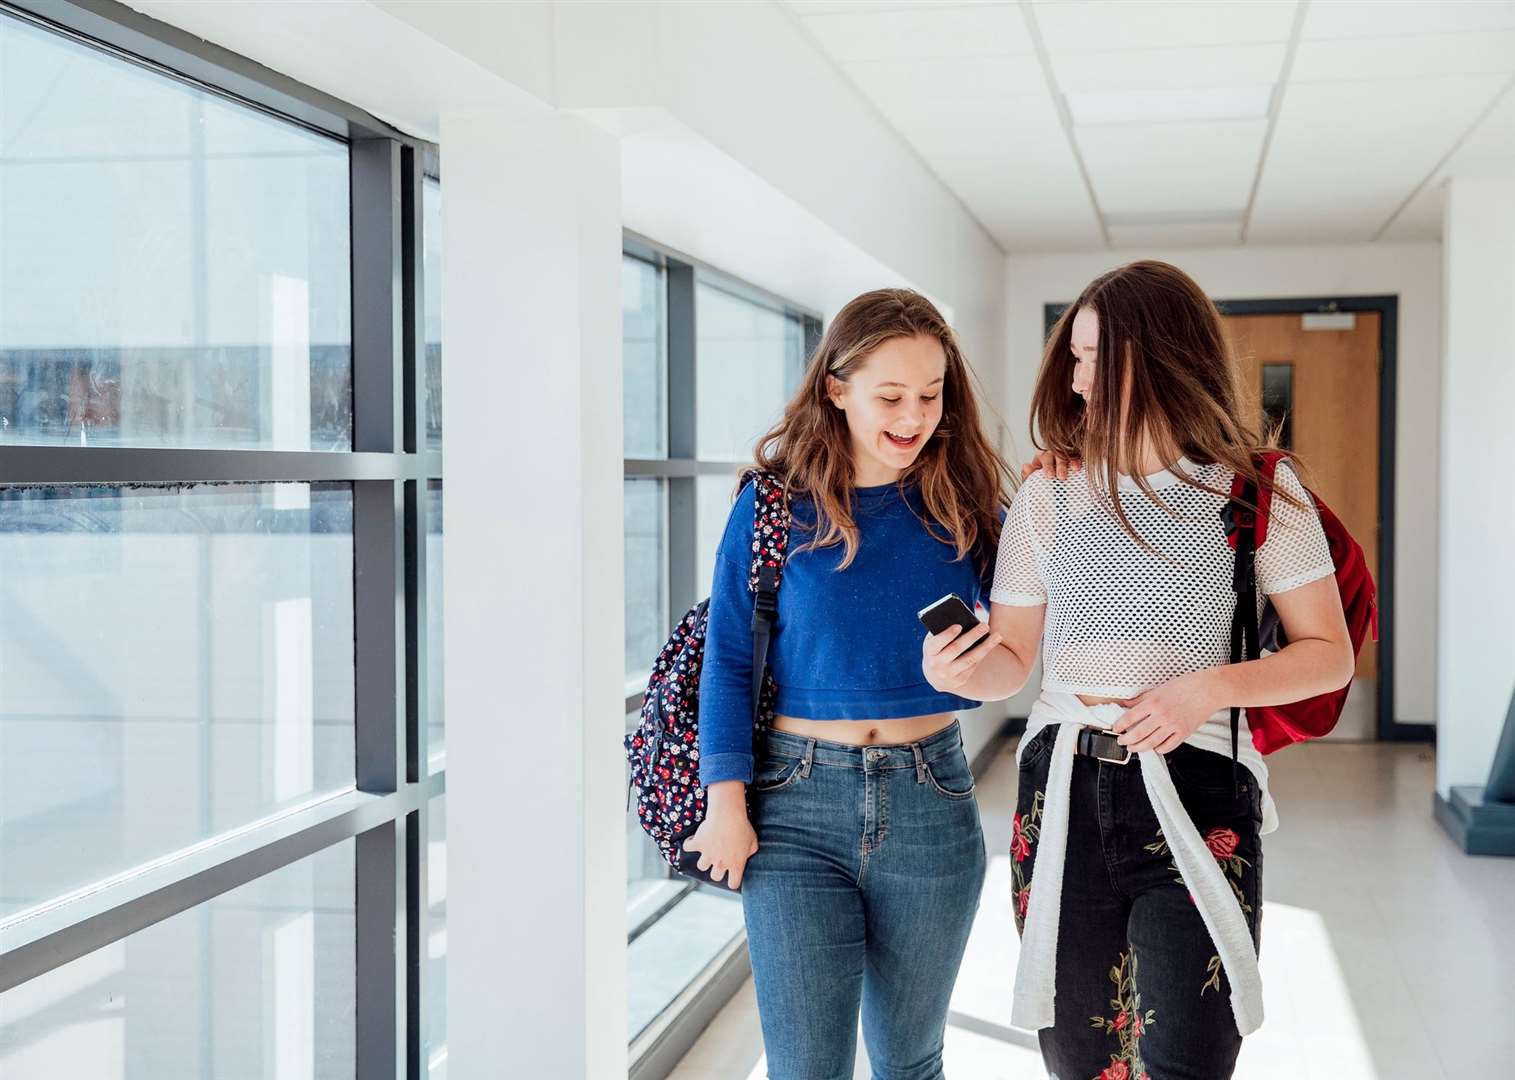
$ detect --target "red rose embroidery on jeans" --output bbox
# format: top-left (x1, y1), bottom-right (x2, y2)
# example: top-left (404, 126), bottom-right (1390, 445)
top-left (1204, 827), bottom-right (1240, 860)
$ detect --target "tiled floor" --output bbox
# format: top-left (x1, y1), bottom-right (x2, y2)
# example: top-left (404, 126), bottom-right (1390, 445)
top-left (668, 736), bottom-right (1515, 1079)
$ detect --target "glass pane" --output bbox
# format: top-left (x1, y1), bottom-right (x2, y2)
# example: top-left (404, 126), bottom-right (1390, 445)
top-left (1262, 362), bottom-right (1294, 450)
top-left (0, 14), bottom-right (352, 450)
top-left (423, 177), bottom-right (442, 452)
top-left (0, 483), bottom-right (355, 916)
top-left (696, 473), bottom-right (746, 603)
top-left (622, 255), bottom-right (666, 458)
top-left (426, 481), bottom-right (445, 773)
top-left (427, 795), bottom-right (447, 1078)
top-left (694, 282), bottom-right (805, 462)
top-left (627, 890), bottom-right (745, 1042)
top-left (623, 478), bottom-right (666, 696)
top-left (0, 839), bottom-right (355, 1078)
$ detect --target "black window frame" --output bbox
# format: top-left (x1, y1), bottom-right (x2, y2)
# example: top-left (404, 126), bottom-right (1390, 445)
top-left (622, 231), bottom-right (822, 721)
top-left (0, 2), bottom-right (445, 1077)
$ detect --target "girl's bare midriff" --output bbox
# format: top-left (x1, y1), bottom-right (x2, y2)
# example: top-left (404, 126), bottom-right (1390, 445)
top-left (771, 711), bottom-right (957, 746)
top-left (772, 695), bottom-right (1125, 747)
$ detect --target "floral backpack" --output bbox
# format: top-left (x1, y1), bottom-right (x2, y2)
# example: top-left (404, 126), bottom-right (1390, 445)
top-left (624, 469), bottom-right (790, 887)
top-left (1222, 451), bottom-right (1379, 759)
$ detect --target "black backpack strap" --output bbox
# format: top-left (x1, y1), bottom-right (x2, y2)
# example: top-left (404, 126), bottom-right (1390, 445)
top-left (751, 564), bottom-right (778, 724)
top-left (742, 469), bottom-right (791, 725)
top-left (1221, 480), bottom-right (1262, 797)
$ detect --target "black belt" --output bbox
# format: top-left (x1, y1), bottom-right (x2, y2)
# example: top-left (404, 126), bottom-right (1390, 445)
top-left (1074, 726), bottom-right (1132, 765)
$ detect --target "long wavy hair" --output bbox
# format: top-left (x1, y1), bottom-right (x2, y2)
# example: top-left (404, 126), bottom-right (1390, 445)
top-left (1031, 260), bottom-right (1308, 549)
top-left (749, 288), bottom-right (1014, 572)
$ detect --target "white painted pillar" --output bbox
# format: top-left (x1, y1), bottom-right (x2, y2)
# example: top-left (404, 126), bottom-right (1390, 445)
top-left (1436, 175), bottom-right (1515, 798)
top-left (441, 105), bottom-right (626, 1077)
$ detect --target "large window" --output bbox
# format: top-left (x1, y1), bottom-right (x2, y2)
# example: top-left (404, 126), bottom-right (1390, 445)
top-left (0, 6), bottom-right (443, 1079)
top-left (0, 14), bottom-right (352, 451)
top-left (621, 239), bottom-right (819, 1056)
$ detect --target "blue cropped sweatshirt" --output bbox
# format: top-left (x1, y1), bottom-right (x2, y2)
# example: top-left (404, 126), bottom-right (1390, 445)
top-left (696, 477), bottom-right (996, 786)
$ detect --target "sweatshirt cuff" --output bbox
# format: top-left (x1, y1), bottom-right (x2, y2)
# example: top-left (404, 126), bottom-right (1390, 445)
top-left (698, 752), bottom-right (753, 787)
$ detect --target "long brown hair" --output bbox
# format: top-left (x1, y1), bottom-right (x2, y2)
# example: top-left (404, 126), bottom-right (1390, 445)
top-left (750, 288), bottom-right (1014, 570)
top-left (1031, 260), bottom-right (1307, 548)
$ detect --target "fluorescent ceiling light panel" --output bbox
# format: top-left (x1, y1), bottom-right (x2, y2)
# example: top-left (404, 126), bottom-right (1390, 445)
top-left (1068, 84), bottom-right (1274, 125)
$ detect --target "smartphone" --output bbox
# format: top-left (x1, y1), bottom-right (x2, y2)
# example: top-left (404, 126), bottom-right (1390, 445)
top-left (918, 593), bottom-right (988, 652)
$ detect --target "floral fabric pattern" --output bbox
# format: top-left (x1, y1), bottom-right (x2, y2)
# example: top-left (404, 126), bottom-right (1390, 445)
top-left (1088, 949), bottom-right (1154, 1080)
top-left (1011, 789), bottom-right (1044, 933)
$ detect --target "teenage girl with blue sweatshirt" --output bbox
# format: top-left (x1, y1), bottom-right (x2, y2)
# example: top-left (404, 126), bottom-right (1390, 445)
top-left (685, 288), bottom-right (1015, 1080)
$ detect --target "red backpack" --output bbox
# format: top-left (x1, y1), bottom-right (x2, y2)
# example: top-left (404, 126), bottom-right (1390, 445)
top-left (1222, 452), bottom-right (1379, 756)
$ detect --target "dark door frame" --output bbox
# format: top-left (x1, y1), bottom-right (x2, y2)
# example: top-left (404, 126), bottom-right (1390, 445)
top-left (1042, 295), bottom-right (1431, 743)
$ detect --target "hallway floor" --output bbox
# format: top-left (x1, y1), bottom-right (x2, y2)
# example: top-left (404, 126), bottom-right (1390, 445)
top-left (669, 736), bottom-right (1515, 1079)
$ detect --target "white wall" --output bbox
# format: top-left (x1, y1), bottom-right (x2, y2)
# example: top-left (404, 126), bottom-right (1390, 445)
top-left (440, 105), bottom-right (628, 1077)
top-left (1000, 243), bottom-right (1443, 727)
top-left (1436, 177), bottom-right (1515, 799)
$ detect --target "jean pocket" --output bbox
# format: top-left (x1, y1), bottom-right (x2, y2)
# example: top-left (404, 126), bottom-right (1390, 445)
top-left (751, 755), bottom-right (804, 794)
top-left (1017, 726), bottom-right (1056, 770)
top-left (1165, 744), bottom-right (1250, 794)
top-left (923, 750), bottom-right (977, 801)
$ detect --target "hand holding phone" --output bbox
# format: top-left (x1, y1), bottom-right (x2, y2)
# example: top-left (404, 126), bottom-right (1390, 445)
top-left (918, 594), bottom-right (987, 649)
top-left (919, 593), bottom-right (1002, 694)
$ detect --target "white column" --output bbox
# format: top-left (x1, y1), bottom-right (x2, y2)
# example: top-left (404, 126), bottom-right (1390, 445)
top-left (1436, 175), bottom-right (1515, 798)
top-left (441, 104), bottom-right (626, 1077)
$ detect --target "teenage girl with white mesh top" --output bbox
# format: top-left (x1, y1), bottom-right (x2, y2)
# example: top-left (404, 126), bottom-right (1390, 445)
top-left (921, 260), bottom-right (1355, 1079)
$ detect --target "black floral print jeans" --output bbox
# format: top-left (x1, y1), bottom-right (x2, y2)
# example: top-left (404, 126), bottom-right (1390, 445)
top-left (1012, 726), bottom-right (1264, 1080)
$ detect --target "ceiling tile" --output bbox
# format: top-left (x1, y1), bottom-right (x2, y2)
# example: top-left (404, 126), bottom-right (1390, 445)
top-left (1052, 42), bottom-right (1285, 92)
top-left (785, 1), bottom-right (962, 15)
top-left (1107, 221), bottom-right (1244, 248)
top-left (1067, 84), bottom-right (1273, 125)
top-left (1444, 83), bottom-right (1515, 174)
top-left (843, 54), bottom-right (1047, 100)
top-left (1292, 30), bottom-right (1515, 83)
top-left (880, 93), bottom-right (1104, 250)
top-left (798, 3), bottom-right (1031, 63)
top-left (1249, 72), bottom-right (1507, 241)
top-left (1303, 0), bottom-right (1515, 41)
top-left (1076, 120), bottom-right (1266, 215)
top-left (1378, 178), bottom-right (1446, 242)
top-left (1031, 1), bottom-right (1298, 53)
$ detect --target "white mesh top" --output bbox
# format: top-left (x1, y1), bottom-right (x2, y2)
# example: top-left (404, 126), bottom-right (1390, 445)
top-left (991, 457), bottom-right (1335, 698)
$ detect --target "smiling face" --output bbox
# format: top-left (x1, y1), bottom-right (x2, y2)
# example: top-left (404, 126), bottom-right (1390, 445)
top-left (826, 332), bottom-right (946, 486)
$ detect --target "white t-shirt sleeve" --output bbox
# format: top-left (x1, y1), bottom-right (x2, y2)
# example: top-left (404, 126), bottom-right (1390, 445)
top-left (991, 474), bottom-right (1050, 606)
top-left (1254, 461), bottom-right (1335, 595)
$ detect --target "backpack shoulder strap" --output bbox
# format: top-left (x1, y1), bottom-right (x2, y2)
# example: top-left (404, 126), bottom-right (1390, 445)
top-left (740, 468), bottom-right (791, 594)
top-left (739, 468), bottom-right (791, 723)
top-left (1221, 461), bottom-right (1265, 791)
top-left (1251, 451), bottom-right (1289, 548)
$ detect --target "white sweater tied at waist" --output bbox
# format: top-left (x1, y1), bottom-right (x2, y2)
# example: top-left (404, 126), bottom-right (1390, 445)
top-left (1010, 691), bottom-right (1279, 1038)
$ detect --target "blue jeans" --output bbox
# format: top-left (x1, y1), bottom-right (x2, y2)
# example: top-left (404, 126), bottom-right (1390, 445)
top-left (741, 720), bottom-right (988, 1080)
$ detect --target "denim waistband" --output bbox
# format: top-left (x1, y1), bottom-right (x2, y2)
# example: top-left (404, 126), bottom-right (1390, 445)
top-left (758, 718), bottom-right (964, 771)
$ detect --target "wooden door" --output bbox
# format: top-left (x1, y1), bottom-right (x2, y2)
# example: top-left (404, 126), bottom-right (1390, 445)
top-left (1222, 313), bottom-right (1380, 685)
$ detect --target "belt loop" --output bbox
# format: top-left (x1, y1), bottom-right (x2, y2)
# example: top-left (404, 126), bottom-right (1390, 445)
top-left (800, 738), bottom-right (816, 778)
top-left (912, 742), bottom-right (927, 783)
